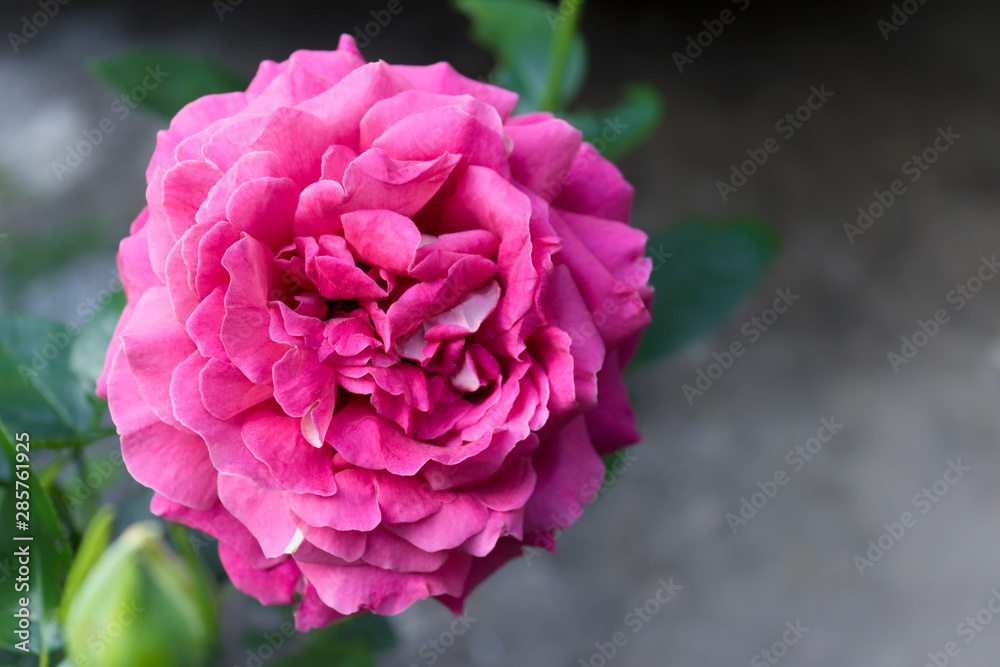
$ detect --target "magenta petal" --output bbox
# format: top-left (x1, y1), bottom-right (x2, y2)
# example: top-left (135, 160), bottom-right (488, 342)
top-left (375, 471), bottom-right (444, 524)
top-left (117, 216), bottom-right (158, 302)
top-left (341, 209), bottom-right (421, 275)
top-left (561, 209), bottom-right (651, 289)
top-left (342, 148), bottom-right (460, 216)
top-left (296, 553), bottom-right (470, 615)
top-left (385, 494), bottom-right (489, 552)
top-left (195, 220), bottom-right (241, 299)
top-left (186, 285), bottom-right (227, 360)
top-left (107, 347), bottom-right (217, 510)
top-left (440, 166), bottom-right (535, 332)
top-left (219, 542), bottom-right (301, 605)
top-left (146, 92), bottom-right (247, 182)
top-left (523, 417), bottom-right (604, 533)
top-left (226, 176), bottom-right (299, 250)
top-left (146, 160), bottom-right (223, 280)
top-left (505, 116), bottom-right (582, 200)
top-left (394, 61), bottom-right (518, 119)
top-left (197, 151), bottom-right (287, 226)
top-left (359, 91), bottom-right (504, 150)
top-left (272, 347), bottom-right (337, 447)
top-left (220, 236), bottom-right (290, 383)
top-left (471, 457), bottom-right (537, 512)
top-left (164, 236), bottom-right (199, 324)
top-left (294, 585), bottom-right (347, 632)
top-left (361, 527), bottom-right (449, 573)
top-left (463, 509), bottom-right (522, 557)
top-left (151, 494), bottom-right (281, 569)
top-left (200, 358), bottom-right (272, 420)
top-left (297, 61), bottom-right (415, 150)
top-left (553, 142), bottom-right (634, 223)
top-left (217, 474), bottom-right (298, 559)
top-left (289, 517), bottom-right (366, 562)
top-left (171, 351), bottom-right (281, 490)
top-left (436, 537), bottom-right (522, 614)
top-left (119, 286), bottom-right (196, 430)
top-left (585, 348), bottom-right (641, 455)
top-left (249, 107), bottom-right (339, 188)
top-left (549, 208), bottom-right (651, 348)
top-left (320, 144), bottom-right (358, 182)
top-left (294, 180), bottom-right (348, 238)
top-left (286, 469), bottom-right (380, 532)
top-left (372, 105), bottom-right (510, 177)
top-left (242, 402), bottom-right (338, 496)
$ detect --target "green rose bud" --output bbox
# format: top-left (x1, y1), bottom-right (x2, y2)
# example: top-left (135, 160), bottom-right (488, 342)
top-left (63, 522), bottom-right (217, 667)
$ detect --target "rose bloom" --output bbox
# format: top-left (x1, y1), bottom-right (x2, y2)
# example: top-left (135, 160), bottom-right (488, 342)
top-left (98, 35), bottom-right (652, 630)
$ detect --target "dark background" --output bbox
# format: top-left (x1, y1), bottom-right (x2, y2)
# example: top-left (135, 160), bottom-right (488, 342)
top-left (1, 1), bottom-right (998, 666)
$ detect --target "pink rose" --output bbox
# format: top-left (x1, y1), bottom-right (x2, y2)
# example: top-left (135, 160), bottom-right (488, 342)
top-left (98, 34), bottom-right (652, 630)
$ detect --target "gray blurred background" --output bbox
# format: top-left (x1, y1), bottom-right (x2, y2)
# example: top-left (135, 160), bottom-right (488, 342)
top-left (2, 0), bottom-right (999, 665)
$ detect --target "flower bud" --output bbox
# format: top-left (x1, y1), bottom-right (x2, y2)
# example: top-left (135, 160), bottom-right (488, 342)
top-left (63, 522), bottom-right (217, 667)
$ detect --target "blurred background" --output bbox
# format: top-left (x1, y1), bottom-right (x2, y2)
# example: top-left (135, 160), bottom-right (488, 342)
top-left (1, 0), bottom-right (999, 665)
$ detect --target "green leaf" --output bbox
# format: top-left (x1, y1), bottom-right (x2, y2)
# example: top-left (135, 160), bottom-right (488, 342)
top-left (251, 612), bottom-right (394, 667)
top-left (561, 82), bottom-right (664, 161)
top-left (0, 314), bottom-right (106, 447)
top-left (324, 613), bottom-right (396, 653)
top-left (60, 506), bottom-right (116, 624)
top-left (87, 48), bottom-right (249, 119)
top-left (452, 0), bottom-right (587, 113)
top-left (636, 218), bottom-right (782, 362)
top-left (68, 289), bottom-right (125, 393)
top-left (271, 640), bottom-right (374, 667)
top-left (0, 425), bottom-right (74, 655)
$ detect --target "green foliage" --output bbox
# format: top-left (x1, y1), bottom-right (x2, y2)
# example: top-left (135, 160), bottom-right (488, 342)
top-left (452, 0), bottom-right (587, 113)
top-left (69, 290), bottom-right (125, 394)
top-left (637, 219), bottom-right (782, 361)
top-left (453, 0), bottom-right (664, 160)
top-left (243, 612), bottom-right (395, 667)
top-left (0, 314), bottom-right (115, 448)
top-left (59, 506), bottom-right (116, 624)
top-left (0, 425), bottom-right (74, 655)
top-left (63, 523), bottom-right (218, 667)
top-left (87, 48), bottom-right (249, 119)
top-left (561, 83), bottom-right (664, 161)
